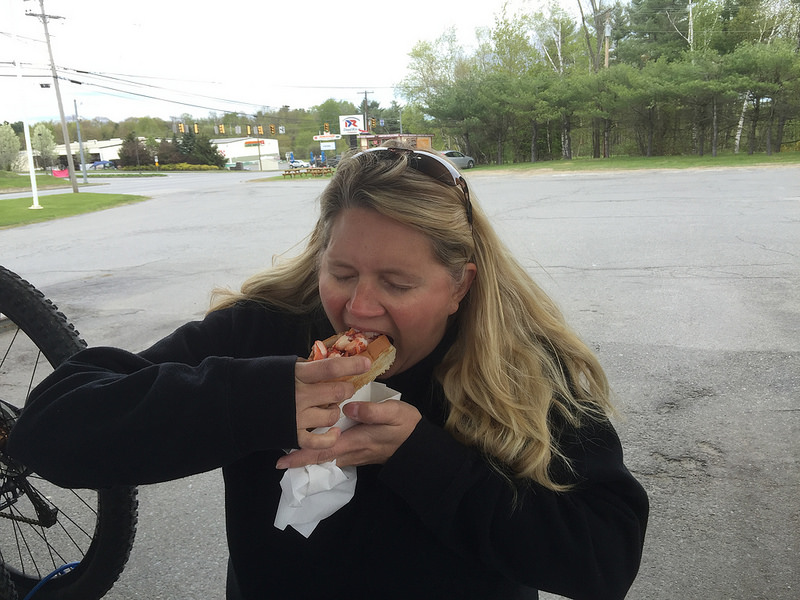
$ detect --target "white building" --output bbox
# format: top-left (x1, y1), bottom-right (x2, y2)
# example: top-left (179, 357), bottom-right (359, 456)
top-left (33, 136), bottom-right (281, 171)
top-left (212, 137), bottom-right (280, 171)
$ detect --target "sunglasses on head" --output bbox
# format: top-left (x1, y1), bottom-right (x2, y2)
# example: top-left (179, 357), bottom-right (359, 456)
top-left (351, 147), bottom-right (473, 226)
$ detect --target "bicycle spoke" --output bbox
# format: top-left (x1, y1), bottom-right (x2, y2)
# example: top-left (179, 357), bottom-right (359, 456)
top-left (0, 327), bottom-right (21, 371)
top-left (25, 352), bottom-right (42, 403)
top-left (0, 267), bottom-right (137, 598)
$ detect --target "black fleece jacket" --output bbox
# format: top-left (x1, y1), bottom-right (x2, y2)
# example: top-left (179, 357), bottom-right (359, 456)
top-left (8, 302), bottom-right (648, 600)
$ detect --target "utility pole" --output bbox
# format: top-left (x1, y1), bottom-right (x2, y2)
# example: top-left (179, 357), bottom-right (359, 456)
top-left (26, 0), bottom-right (79, 193)
top-left (360, 90), bottom-right (373, 132)
top-left (256, 124), bottom-right (262, 171)
top-left (74, 99), bottom-right (87, 183)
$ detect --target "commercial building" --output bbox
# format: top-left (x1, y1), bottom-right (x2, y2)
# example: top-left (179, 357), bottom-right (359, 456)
top-left (22, 136), bottom-right (282, 171)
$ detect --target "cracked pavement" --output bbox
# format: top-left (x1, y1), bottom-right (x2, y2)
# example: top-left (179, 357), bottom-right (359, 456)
top-left (1, 166), bottom-right (798, 599)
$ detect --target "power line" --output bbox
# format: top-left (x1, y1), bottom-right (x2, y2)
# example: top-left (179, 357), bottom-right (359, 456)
top-left (25, 0), bottom-right (78, 193)
top-left (0, 60), bottom-right (396, 117)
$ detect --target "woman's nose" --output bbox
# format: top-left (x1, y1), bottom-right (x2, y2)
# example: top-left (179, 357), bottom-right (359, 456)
top-left (346, 281), bottom-right (384, 317)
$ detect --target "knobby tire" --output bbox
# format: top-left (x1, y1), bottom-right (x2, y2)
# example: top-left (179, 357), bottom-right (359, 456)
top-left (0, 266), bottom-right (138, 600)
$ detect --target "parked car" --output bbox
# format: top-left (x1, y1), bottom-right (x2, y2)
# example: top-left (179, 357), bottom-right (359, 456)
top-left (289, 159), bottom-right (310, 169)
top-left (441, 150), bottom-right (475, 169)
top-left (88, 160), bottom-right (116, 170)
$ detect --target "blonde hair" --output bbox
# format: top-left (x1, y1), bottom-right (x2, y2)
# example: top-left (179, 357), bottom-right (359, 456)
top-left (212, 146), bottom-right (612, 491)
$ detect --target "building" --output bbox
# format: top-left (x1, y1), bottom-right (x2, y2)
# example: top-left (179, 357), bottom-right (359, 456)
top-left (356, 133), bottom-right (435, 151)
top-left (28, 137), bottom-right (282, 171)
top-left (14, 137), bottom-right (125, 171)
top-left (212, 137), bottom-right (280, 170)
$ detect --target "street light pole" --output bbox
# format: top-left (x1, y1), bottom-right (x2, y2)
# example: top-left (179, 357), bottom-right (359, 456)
top-left (27, 0), bottom-right (79, 193)
top-left (10, 0), bottom-right (41, 208)
top-left (360, 90), bottom-right (373, 132)
top-left (74, 99), bottom-right (88, 183)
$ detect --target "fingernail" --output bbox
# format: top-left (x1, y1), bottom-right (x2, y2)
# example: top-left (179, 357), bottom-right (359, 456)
top-left (345, 402), bottom-right (359, 420)
top-left (275, 457), bottom-right (289, 469)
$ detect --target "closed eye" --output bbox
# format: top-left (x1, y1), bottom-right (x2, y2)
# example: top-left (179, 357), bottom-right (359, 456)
top-left (383, 279), bottom-right (414, 293)
top-left (327, 267), bottom-right (356, 282)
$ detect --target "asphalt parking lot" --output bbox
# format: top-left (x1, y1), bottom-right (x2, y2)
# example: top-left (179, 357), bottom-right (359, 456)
top-left (1, 166), bottom-right (798, 599)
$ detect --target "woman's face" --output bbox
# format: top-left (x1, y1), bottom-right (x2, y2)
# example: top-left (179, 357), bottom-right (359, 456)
top-left (318, 207), bottom-right (475, 377)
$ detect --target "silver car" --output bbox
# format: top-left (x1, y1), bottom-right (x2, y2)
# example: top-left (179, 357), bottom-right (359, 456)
top-left (442, 150), bottom-right (475, 169)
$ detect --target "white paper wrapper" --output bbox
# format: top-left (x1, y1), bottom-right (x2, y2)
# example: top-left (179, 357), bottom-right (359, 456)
top-left (274, 382), bottom-right (401, 537)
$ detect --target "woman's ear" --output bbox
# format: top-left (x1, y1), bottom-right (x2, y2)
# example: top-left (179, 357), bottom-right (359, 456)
top-left (450, 263), bottom-right (477, 314)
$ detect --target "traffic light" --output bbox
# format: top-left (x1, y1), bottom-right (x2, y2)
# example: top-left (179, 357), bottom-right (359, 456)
top-left (177, 122), bottom-right (185, 133)
top-left (270, 124), bottom-right (276, 135)
top-left (219, 124), bottom-right (225, 134)
top-left (370, 117), bottom-right (376, 130)
top-left (247, 125), bottom-right (252, 135)
top-left (193, 123), bottom-right (199, 134)
top-left (324, 122), bottom-right (329, 133)
top-left (257, 125), bottom-right (264, 135)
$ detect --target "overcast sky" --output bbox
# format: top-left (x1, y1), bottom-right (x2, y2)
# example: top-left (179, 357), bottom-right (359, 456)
top-left (1, 0), bottom-right (530, 124)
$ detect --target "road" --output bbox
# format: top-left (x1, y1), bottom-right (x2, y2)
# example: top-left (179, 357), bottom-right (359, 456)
top-left (1, 166), bottom-right (798, 599)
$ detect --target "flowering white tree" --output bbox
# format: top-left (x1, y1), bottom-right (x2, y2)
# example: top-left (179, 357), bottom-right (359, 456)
top-left (0, 123), bottom-right (20, 171)
top-left (31, 123), bottom-right (56, 169)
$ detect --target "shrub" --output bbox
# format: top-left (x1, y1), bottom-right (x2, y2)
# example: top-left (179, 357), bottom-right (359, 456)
top-left (159, 163), bottom-right (222, 171)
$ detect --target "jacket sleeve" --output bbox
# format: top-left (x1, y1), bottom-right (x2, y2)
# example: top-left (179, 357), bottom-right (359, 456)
top-left (379, 415), bottom-right (648, 600)
top-left (7, 306), bottom-right (300, 488)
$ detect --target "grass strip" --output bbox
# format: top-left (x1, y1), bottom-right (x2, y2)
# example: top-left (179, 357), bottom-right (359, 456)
top-left (478, 152), bottom-right (800, 172)
top-left (0, 193), bottom-right (149, 228)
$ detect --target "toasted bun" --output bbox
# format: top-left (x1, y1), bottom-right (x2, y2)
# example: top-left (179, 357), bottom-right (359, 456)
top-left (346, 334), bottom-right (396, 390)
top-left (311, 333), bottom-right (396, 391)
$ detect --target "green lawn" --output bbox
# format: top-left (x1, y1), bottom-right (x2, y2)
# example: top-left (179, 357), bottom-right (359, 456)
top-left (0, 170), bottom-right (165, 194)
top-left (0, 193), bottom-right (148, 228)
top-left (0, 170), bottom-right (73, 193)
top-left (477, 151), bottom-right (800, 173)
top-left (258, 151), bottom-right (800, 181)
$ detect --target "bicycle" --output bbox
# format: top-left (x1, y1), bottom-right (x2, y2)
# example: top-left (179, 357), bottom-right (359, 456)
top-left (0, 266), bottom-right (138, 600)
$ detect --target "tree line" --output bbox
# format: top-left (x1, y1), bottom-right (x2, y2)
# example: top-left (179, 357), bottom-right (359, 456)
top-left (3, 0), bottom-right (798, 170)
top-left (116, 131), bottom-right (226, 169)
top-left (1, 99), bottom-right (414, 170)
top-left (0, 122), bottom-right (227, 170)
top-left (398, 0), bottom-right (800, 164)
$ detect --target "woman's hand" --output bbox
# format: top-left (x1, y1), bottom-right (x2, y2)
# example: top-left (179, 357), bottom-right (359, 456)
top-left (276, 399), bottom-right (422, 469)
top-left (293, 355), bottom-right (371, 450)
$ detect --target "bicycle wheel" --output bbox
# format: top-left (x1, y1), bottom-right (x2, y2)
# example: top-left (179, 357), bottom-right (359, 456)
top-left (0, 266), bottom-right (138, 600)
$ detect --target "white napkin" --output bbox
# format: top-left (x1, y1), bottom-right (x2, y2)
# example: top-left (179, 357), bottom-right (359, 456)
top-left (274, 382), bottom-right (401, 537)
